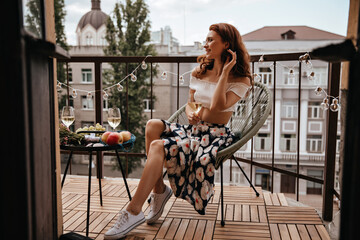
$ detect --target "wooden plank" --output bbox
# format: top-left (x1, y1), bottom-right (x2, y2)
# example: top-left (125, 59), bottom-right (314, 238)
top-left (258, 206), bottom-right (267, 223)
top-left (242, 205), bottom-right (250, 221)
top-left (287, 224), bottom-right (300, 240)
top-left (63, 211), bottom-right (84, 230)
top-left (183, 219), bottom-right (198, 240)
top-left (263, 192), bottom-right (272, 205)
top-left (269, 224), bottom-right (281, 240)
top-left (156, 218), bottom-right (173, 239)
top-left (277, 193), bottom-right (288, 206)
top-left (174, 219), bottom-right (189, 240)
top-left (250, 205), bottom-right (259, 222)
top-left (306, 225), bottom-right (321, 240)
top-left (225, 204), bottom-right (234, 221)
top-left (165, 218), bottom-right (181, 239)
top-left (296, 224), bottom-right (311, 240)
top-left (278, 224), bottom-right (291, 240)
top-left (193, 220), bottom-right (206, 240)
top-left (234, 204), bottom-right (242, 221)
top-left (316, 225), bottom-right (331, 240)
top-left (270, 193), bottom-right (281, 206)
top-left (203, 220), bottom-right (215, 240)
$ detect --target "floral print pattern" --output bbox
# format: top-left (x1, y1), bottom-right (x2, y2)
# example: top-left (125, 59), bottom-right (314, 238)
top-left (161, 120), bottom-right (234, 215)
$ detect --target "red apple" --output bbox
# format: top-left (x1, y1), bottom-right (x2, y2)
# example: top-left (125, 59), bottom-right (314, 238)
top-left (101, 131), bottom-right (111, 143)
top-left (120, 131), bottom-right (132, 142)
top-left (106, 132), bottom-right (123, 145)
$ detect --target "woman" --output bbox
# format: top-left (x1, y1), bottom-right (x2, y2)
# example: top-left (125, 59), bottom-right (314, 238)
top-left (104, 23), bottom-right (252, 240)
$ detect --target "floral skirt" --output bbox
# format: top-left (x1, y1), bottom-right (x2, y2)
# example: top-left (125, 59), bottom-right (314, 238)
top-left (161, 120), bottom-right (234, 215)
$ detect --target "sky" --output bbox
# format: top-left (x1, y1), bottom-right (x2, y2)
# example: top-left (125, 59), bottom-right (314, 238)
top-left (64, 0), bottom-right (350, 46)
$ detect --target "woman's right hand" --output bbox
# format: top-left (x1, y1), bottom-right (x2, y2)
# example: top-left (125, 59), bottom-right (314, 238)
top-left (187, 111), bottom-right (200, 125)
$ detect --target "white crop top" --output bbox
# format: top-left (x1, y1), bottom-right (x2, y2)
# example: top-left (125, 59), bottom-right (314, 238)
top-left (189, 75), bottom-right (251, 112)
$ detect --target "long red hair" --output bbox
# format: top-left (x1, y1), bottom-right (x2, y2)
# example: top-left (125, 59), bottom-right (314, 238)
top-left (197, 23), bottom-right (252, 81)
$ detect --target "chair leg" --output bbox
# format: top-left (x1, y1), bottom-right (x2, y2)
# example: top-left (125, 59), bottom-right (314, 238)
top-left (86, 152), bottom-right (92, 237)
top-left (220, 162), bottom-right (225, 227)
top-left (115, 149), bottom-right (132, 201)
top-left (233, 157), bottom-right (260, 197)
top-left (61, 151), bottom-right (73, 188)
top-left (96, 152), bottom-right (103, 206)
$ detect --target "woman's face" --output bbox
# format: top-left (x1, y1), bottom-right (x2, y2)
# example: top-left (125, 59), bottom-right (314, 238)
top-left (204, 30), bottom-right (227, 60)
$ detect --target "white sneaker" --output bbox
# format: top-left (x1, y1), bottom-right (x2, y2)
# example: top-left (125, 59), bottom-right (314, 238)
top-left (104, 209), bottom-right (145, 239)
top-left (146, 185), bottom-right (173, 224)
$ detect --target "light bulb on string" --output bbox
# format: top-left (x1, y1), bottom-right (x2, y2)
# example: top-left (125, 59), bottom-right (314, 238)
top-left (117, 83), bottom-right (124, 92)
top-left (288, 69), bottom-right (295, 82)
top-left (161, 72), bottom-right (167, 81)
top-left (141, 61), bottom-right (148, 70)
top-left (330, 98), bottom-right (340, 112)
top-left (315, 86), bottom-right (323, 96)
top-left (269, 63), bottom-right (275, 71)
top-left (321, 97), bottom-right (329, 110)
top-left (57, 82), bottom-right (62, 90)
top-left (87, 92), bottom-right (92, 101)
top-left (253, 73), bottom-right (261, 82)
top-left (308, 72), bottom-right (315, 81)
top-left (71, 89), bottom-right (77, 98)
top-left (103, 91), bottom-right (109, 100)
top-left (152, 63), bottom-right (157, 68)
top-left (299, 53), bottom-right (309, 63)
top-left (305, 60), bottom-right (312, 70)
top-left (130, 73), bottom-right (137, 82)
top-left (179, 75), bottom-right (185, 85)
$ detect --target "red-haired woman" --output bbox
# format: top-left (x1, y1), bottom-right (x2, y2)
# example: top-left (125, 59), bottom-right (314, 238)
top-left (105, 23), bottom-right (252, 240)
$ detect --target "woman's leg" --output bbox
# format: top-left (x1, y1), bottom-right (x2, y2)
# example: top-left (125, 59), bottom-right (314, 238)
top-left (126, 139), bottom-right (165, 215)
top-left (126, 119), bottom-right (166, 215)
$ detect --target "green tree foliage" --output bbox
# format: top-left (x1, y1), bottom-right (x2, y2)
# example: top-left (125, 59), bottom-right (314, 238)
top-left (104, 0), bottom-right (157, 174)
top-left (24, 0), bottom-right (42, 38)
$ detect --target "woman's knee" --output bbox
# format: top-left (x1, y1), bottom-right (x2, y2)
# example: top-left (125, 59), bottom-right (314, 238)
top-left (146, 119), bottom-right (164, 136)
top-left (149, 139), bottom-right (164, 151)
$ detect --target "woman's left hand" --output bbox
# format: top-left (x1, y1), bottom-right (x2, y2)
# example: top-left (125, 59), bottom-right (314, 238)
top-left (222, 49), bottom-right (237, 75)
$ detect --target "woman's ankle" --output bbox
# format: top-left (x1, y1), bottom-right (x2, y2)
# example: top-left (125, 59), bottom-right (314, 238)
top-left (154, 183), bottom-right (166, 194)
top-left (126, 206), bottom-right (141, 216)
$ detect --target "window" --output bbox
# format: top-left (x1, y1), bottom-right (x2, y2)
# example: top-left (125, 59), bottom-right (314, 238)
top-left (255, 169), bottom-right (270, 190)
top-left (307, 170), bottom-right (323, 194)
top-left (280, 134), bottom-right (296, 152)
top-left (86, 34), bottom-right (93, 45)
top-left (143, 99), bottom-right (154, 112)
top-left (255, 133), bottom-right (271, 151)
top-left (308, 102), bottom-right (323, 119)
top-left (81, 96), bottom-right (94, 109)
top-left (282, 101), bottom-right (298, 118)
top-left (311, 67), bottom-right (328, 85)
top-left (258, 67), bottom-right (272, 85)
top-left (101, 35), bottom-right (107, 46)
top-left (81, 69), bottom-right (92, 83)
top-left (336, 135), bottom-right (341, 154)
top-left (103, 98), bottom-right (109, 110)
top-left (306, 135), bottom-right (322, 152)
top-left (233, 101), bottom-right (247, 117)
top-left (230, 170), bottom-right (244, 185)
top-left (68, 68), bottom-right (73, 82)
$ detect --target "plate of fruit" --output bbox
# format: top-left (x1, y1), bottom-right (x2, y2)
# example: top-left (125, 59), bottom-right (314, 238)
top-left (100, 130), bottom-right (136, 152)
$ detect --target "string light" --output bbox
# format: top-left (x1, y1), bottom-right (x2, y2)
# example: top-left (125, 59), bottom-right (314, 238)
top-left (130, 73), bottom-right (137, 82)
top-left (117, 83), bottom-right (124, 92)
top-left (87, 92), bottom-right (92, 101)
top-left (59, 53), bottom-right (341, 112)
top-left (141, 61), bottom-right (148, 70)
top-left (161, 71), bottom-right (167, 81)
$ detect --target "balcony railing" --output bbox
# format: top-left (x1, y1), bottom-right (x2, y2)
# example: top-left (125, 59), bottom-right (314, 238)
top-left (58, 52), bottom-right (341, 222)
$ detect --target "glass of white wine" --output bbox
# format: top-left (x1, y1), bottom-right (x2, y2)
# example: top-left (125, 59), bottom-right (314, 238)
top-left (188, 101), bottom-right (202, 118)
top-left (61, 106), bottom-right (75, 128)
top-left (108, 107), bottom-right (121, 131)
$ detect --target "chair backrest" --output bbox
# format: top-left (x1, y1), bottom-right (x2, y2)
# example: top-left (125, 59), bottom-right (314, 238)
top-left (167, 82), bottom-right (272, 169)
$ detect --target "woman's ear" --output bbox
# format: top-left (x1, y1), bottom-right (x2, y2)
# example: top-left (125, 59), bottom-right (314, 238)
top-left (225, 42), bottom-right (230, 49)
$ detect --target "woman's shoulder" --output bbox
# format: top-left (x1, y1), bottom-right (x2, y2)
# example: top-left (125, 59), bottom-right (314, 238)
top-left (228, 75), bottom-right (251, 87)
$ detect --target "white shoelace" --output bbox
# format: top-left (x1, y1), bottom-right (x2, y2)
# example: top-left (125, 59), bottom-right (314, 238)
top-left (114, 211), bottom-right (129, 229)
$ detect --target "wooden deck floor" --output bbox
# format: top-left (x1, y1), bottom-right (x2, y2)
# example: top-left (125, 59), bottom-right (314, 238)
top-left (62, 176), bottom-right (330, 240)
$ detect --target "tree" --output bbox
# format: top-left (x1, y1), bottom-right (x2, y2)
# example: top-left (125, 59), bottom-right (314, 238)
top-left (104, 0), bottom-right (157, 174)
top-left (24, 0), bottom-right (42, 38)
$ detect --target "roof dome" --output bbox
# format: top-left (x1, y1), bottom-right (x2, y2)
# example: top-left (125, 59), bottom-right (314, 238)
top-left (77, 0), bottom-right (108, 31)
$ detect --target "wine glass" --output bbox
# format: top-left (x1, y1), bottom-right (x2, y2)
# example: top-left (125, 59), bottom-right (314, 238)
top-left (188, 101), bottom-right (202, 119)
top-left (61, 106), bottom-right (75, 128)
top-left (108, 107), bottom-right (121, 131)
